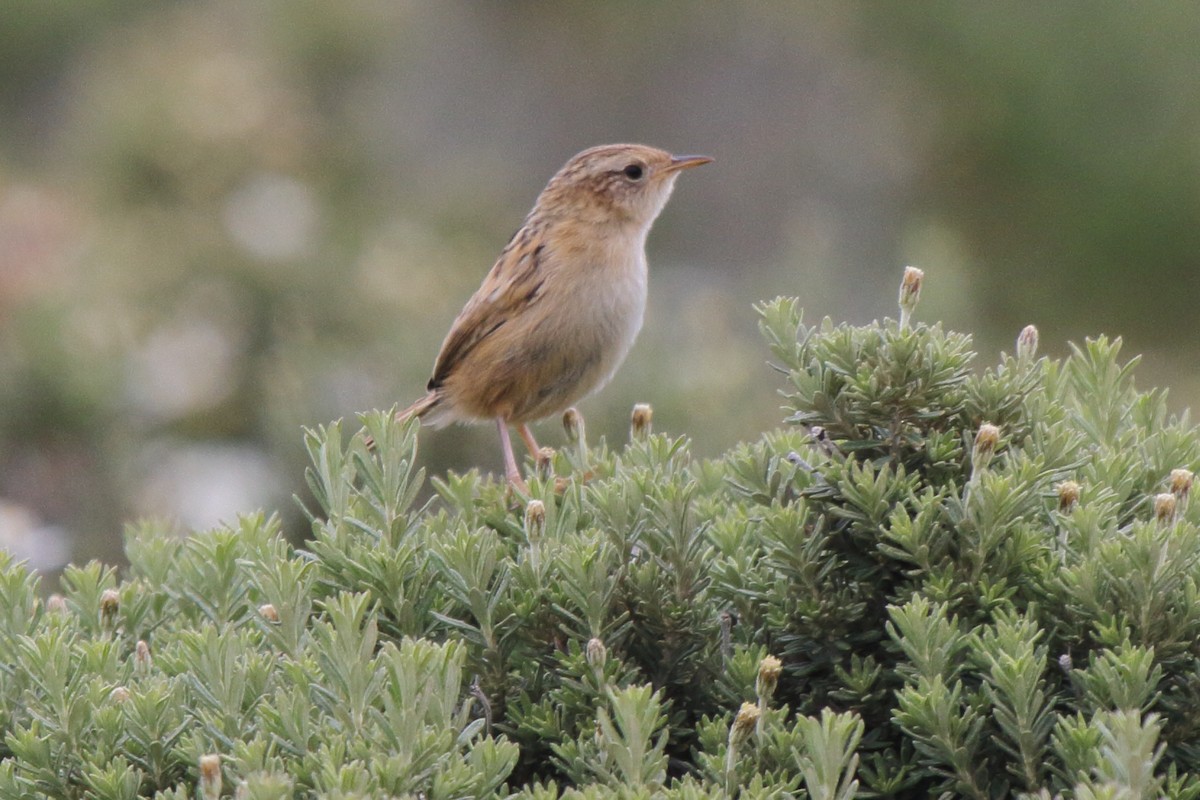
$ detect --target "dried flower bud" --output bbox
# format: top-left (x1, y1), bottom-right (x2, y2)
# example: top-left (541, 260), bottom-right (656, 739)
top-left (785, 451), bottom-right (814, 472)
top-left (524, 499), bottom-right (546, 542)
top-left (562, 406), bottom-right (590, 470)
top-left (562, 407), bottom-right (585, 445)
top-left (536, 447), bottom-right (555, 479)
top-left (1058, 653), bottom-right (1073, 674)
top-left (898, 266), bottom-right (924, 327)
top-left (586, 637), bottom-right (607, 670)
top-left (99, 589), bottom-right (120, 629)
top-left (809, 425), bottom-right (841, 458)
top-left (1057, 480), bottom-right (1081, 513)
top-left (729, 702), bottom-right (761, 749)
top-left (135, 640), bottom-right (153, 672)
top-left (1155, 492), bottom-right (1178, 524)
top-left (46, 594), bottom-right (67, 614)
top-left (109, 686), bottom-right (131, 704)
top-left (755, 655), bottom-right (782, 706)
top-left (1016, 325), bottom-right (1039, 360)
top-left (258, 604), bottom-right (279, 623)
top-left (971, 423), bottom-right (1001, 476)
top-left (1170, 468), bottom-right (1193, 505)
top-left (631, 403), bottom-right (653, 440)
top-left (199, 754), bottom-right (222, 800)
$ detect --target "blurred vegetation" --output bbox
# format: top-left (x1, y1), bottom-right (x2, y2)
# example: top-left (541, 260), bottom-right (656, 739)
top-left (0, 2), bottom-right (1197, 562)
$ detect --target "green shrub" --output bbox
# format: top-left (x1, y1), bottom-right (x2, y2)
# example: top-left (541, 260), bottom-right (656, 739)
top-left (4, 271), bottom-right (1200, 799)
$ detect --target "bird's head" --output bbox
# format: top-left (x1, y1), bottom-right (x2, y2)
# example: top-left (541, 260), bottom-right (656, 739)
top-left (537, 143), bottom-right (712, 229)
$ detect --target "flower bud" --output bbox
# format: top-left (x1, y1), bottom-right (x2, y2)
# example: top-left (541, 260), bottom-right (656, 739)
top-left (971, 423), bottom-right (1000, 477)
top-left (586, 637), bottom-right (607, 670)
top-left (725, 700), bottom-right (761, 789)
top-left (631, 403), bottom-right (653, 440)
top-left (536, 447), bottom-right (555, 479)
top-left (135, 640), bottom-right (153, 673)
top-left (729, 702), bottom-right (760, 749)
top-left (1170, 468), bottom-right (1193, 505)
top-left (562, 407), bottom-right (585, 445)
top-left (524, 499), bottom-right (546, 542)
top-left (99, 589), bottom-right (120, 629)
top-left (785, 451), bottom-right (813, 472)
top-left (898, 266), bottom-right (924, 327)
top-left (258, 604), bottom-right (279, 623)
top-left (1058, 653), bottom-right (1073, 674)
top-left (1057, 480), bottom-right (1081, 513)
top-left (755, 655), bottom-right (782, 707)
top-left (109, 686), bottom-right (131, 704)
top-left (199, 754), bottom-right (222, 800)
top-left (1016, 325), bottom-right (1039, 360)
top-left (809, 425), bottom-right (841, 458)
top-left (1155, 492), bottom-right (1177, 524)
top-left (46, 594), bottom-right (67, 615)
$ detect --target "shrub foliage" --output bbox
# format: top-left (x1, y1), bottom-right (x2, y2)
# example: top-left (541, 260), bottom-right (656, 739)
top-left (4, 276), bottom-right (1200, 799)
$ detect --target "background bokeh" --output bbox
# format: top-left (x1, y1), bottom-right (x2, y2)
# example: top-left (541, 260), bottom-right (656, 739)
top-left (2, 2), bottom-right (1198, 566)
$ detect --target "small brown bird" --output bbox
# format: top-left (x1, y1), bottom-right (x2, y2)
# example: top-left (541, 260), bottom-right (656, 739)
top-left (398, 143), bottom-right (712, 486)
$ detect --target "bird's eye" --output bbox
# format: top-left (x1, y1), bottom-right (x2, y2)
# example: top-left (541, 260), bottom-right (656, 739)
top-left (623, 164), bottom-right (644, 180)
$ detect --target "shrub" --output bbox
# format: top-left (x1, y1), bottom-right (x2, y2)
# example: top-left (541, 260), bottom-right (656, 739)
top-left (3, 270), bottom-right (1200, 799)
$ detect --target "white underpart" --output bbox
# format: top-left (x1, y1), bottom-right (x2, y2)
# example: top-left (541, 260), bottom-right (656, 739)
top-left (583, 244), bottom-right (647, 397)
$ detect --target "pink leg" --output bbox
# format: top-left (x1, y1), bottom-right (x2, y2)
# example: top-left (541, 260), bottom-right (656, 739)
top-left (518, 424), bottom-right (540, 456)
top-left (497, 419), bottom-right (525, 487)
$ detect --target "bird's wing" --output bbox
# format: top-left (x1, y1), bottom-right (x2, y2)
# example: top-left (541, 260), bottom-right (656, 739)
top-left (427, 224), bottom-right (547, 391)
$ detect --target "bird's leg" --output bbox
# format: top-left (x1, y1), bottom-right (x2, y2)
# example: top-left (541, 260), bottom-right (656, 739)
top-left (497, 419), bottom-right (526, 489)
top-left (517, 424), bottom-right (540, 456)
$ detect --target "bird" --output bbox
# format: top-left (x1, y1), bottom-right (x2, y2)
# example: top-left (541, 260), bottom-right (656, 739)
top-left (393, 143), bottom-right (712, 487)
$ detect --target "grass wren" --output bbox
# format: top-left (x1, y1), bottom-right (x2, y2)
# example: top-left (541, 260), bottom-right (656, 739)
top-left (396, 143), bottom-right (712, 486)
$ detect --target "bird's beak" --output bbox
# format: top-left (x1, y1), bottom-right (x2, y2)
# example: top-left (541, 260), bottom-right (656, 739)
top-left (665, 154), bottom-right (714, 173)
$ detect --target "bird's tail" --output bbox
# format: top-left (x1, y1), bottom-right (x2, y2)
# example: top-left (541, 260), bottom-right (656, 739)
top-left (364, 392), bottom-right (442, 450)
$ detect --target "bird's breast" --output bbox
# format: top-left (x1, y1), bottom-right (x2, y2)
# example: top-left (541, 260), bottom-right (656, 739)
top-left (558, 243), bottom-right (647, 368)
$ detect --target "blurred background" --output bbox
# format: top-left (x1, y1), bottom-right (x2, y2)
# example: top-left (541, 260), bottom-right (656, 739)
top-left (1, 2), bottom-right (1198, 566)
